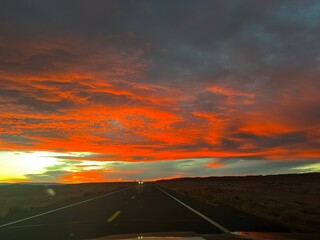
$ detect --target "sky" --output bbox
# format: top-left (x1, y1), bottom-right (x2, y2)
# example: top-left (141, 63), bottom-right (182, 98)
top-left (0, 0), bottom-right (320, 183)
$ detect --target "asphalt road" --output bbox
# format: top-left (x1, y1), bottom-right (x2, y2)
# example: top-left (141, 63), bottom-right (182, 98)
top-left (0, 183), bottom-right (290, 239)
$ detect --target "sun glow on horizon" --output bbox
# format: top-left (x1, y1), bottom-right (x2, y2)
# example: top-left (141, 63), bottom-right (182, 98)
top-left (0, 151), bottom-right (113, 182)
top-left (0, 151), bottom-right (60, 181)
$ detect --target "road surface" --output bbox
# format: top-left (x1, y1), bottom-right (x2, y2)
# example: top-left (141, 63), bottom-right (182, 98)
top-left (0, 183), bottom-right (290, 239)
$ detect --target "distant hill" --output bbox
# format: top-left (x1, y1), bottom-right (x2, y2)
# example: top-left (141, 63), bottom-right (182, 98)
top-left (156, 172), bottom-right (320, 182)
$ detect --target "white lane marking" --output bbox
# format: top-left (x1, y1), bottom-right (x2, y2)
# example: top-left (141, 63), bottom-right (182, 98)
top-left (156, 186), bottom-right (230, 233)
top-left (7, 224), bottom-right (44, 229)
top-left (0, 186), bottom-right (132, 228)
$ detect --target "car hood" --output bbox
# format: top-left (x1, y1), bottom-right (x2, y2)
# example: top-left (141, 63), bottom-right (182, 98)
top-left (90, 231), bottom-right (295, 240)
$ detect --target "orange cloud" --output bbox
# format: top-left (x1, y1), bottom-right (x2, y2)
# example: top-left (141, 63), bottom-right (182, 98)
top-left (204, 161), bottom-right (223, 169)
top-left (59, 170), bottom-right (105, 183)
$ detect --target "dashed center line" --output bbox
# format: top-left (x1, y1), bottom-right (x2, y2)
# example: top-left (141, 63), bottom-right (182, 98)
top-left (107, 210), bottom-right (121, 223)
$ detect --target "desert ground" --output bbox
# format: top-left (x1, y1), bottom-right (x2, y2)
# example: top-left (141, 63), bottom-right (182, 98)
top-left (0, 182), bottom-right (132, 219)
top-left (157, 173), bottom-right (320, 233)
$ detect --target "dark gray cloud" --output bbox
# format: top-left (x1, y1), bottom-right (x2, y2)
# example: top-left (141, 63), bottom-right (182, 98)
top-left (0, 49), bottom-right (79, 75)
top-left (52, 153), bottom-right (116, 161)
top-left (206, 158), bottom-right (320, 176)
top-left (38, 80), bottom-right (94, 91)
top-left (2, 0), bottom-right (320, 92)
top-left (190, 91), bottom-right (228, 113)
top-left (0, 79), bottom-right (77, 114)
top-left (231, 131), bottom-right (310, 149)
top-left (0, 134), bottom-right (38, 146)
top-left (87, 92), bottom-right (142, 107)
top-left (0, 88), bottom-right (75, 113)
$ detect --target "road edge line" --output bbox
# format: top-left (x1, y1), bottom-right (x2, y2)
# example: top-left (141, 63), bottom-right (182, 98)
top-left (0, 186), bottom-right (132, 228)
top-left (156, 185), bottom-right (230, 233)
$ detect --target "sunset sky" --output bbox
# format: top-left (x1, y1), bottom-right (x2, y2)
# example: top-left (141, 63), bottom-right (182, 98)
top-left (0, 0), bottom-right (319, 183)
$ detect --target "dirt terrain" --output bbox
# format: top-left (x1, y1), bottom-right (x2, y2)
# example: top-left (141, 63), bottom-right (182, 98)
top-left (157, 173), bottom-right (320, 233)
top-left (0, 182), bottom-right (132, 219)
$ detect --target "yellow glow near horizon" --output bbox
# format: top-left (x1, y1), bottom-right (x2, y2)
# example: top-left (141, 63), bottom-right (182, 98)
top-left (75, 160), bottom-right (107, 171)
top-left (293, 163), bottom-right (320, 172)
top-left (0, 151), bottom-right (60, 181)
top-left (0, 151), bottom-right (111, 182)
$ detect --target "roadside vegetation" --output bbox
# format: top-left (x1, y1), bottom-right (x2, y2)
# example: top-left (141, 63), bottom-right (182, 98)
top-left (157, 173), bottom-right (320, 233)
top-left (0, 182), bottom-right (132, 219)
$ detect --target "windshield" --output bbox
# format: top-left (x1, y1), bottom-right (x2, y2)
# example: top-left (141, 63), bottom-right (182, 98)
top-left (0, 1), bottom-right (319, 240)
